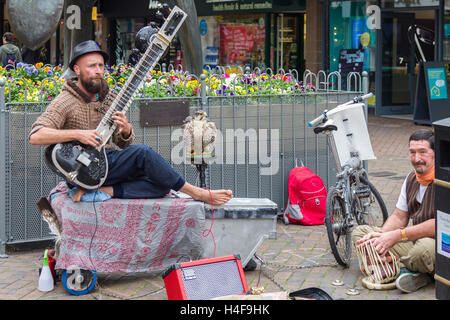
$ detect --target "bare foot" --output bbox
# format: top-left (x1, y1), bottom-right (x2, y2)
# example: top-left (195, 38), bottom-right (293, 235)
top-left (178, 182), bottom-right (233, 205)
top-left (198, 189), bottom-right (233, 205)
top-left (72, 188), bottom-right (88, 202)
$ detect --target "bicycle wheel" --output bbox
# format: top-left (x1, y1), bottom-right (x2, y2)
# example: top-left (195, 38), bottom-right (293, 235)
top-left (325, 186), bottom-right (352, 267)
top-left (353, 176), bottom-right (388, 227)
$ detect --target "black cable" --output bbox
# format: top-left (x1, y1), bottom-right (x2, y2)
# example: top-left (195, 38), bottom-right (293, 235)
top-left (88, 191), bottom-right (98, 272)
top-left (88, 190), bottom-right (166, 300)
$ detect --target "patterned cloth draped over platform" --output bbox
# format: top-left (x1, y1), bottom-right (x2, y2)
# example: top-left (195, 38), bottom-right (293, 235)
top-left (47, 182), bottom-right (206, 273)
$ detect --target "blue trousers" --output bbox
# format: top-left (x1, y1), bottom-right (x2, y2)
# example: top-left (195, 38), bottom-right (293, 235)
top-left (103, 144), bottom-right (186, 199)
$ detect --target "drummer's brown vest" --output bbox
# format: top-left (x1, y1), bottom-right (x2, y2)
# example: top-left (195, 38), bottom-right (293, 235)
top-left (405, 171), bottom-right (435, 225)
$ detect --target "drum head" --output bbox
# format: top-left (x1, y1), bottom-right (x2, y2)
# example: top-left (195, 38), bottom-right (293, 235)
top-left (362, 276), bottom-right (397, 290)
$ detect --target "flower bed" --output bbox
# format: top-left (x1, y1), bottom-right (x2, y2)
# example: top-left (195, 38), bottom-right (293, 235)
top-left (1, 62), bottom-right (315, 103)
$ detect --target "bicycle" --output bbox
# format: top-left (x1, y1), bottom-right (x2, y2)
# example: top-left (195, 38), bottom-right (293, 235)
top-left (308, 93), bottom-right (388, 267)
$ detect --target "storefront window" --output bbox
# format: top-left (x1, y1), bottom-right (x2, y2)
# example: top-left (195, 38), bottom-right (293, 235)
top-left (329, 1), bottom-right (376, 93)
top-left (116, 18), bottom-right (146, 64)
top-left (199, 14), bottom-right (266, 70)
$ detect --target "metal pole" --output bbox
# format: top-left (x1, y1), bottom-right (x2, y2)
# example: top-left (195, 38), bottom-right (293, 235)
top-left (362, 71), bottom-right (369, 172)
top-left (0, 78), bottom-right (8, 258)
top-left (200, 73), bottom-right (207, 110)
top-left (362, 71), bottom-right (369, 120)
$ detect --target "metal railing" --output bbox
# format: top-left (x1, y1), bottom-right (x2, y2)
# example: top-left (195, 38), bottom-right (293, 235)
top-left (0, 67), bottom-right (367, 255)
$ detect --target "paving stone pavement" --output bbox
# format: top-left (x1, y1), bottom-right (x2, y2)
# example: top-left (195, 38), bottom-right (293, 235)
top-left (0, 115), bottom-right (438, 300)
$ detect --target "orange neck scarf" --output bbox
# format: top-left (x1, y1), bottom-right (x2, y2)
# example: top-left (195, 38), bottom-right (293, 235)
top-left (415, 166), bottom-right (435, 186)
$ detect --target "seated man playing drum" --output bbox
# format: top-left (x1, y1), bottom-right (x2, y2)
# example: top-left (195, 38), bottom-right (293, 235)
top-left (352, 129), bottom-right (435, 293)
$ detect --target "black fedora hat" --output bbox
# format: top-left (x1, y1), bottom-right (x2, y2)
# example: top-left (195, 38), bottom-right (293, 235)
top-left (69, 40), bottom-right (109, 71)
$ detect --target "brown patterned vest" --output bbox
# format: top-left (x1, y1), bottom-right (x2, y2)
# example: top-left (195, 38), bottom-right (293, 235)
top-left (405, 171), bottom-right (435, 225)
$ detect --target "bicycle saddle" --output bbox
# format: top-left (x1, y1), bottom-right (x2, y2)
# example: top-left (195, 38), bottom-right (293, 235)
top-left (313, 123), bottom-right (338, 134)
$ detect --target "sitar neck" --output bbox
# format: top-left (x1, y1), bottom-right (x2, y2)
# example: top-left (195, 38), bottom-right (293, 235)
top-left (99, 42), bottom-right (164, 130)
top-left (95, 6), bottom-right (187, 141)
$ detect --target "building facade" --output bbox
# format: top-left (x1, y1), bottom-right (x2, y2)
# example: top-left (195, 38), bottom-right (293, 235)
top-left (194, 0), bottom-right (307, 73)
top-left (0, 0), bottom-right (447, 117)
top-left (323, 0), bottom-right (450, 116)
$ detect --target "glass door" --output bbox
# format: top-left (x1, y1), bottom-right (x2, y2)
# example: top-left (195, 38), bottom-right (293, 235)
top-left (277, 13), bottom-right (302, 72)
top-left (377, 9), bottom-right (437, 115)
top-left (379, 12), bottom-right (416, 115)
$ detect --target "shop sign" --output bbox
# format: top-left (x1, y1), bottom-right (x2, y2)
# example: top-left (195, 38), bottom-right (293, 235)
top-left (427, 68), bottom-right (448, 100)
top-left (195, 0), bottom-right (305, 15)
top-left (148, 0), bottom-right (162, 9)
top-left (393, 0), bottom-right (439, 8)
top-left (101, 0), bottom-right (161, 18)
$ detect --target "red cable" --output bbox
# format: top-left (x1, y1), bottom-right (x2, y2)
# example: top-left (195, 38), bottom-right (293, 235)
top-left (202, 188), bottom-right (216, 258)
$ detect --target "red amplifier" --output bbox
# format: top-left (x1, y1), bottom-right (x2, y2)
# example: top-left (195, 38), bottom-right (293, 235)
top-left (162, 254), bottom-right (249, 300)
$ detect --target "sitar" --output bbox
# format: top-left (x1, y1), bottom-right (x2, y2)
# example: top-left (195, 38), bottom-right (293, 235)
top-left (45, 5), bottom-right (187, 190)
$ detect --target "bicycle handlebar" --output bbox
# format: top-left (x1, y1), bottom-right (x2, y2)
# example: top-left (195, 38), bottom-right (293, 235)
top-left (308, 113), bottom-right (326, 127)
top-left (308, 92), bottom-right (373, 127)
top-left (341, 92), bottom-right (373, 106)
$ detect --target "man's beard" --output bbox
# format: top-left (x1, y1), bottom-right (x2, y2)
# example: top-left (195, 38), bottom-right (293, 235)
top-left (413, 162), bottom-right (427, 174)
top-left (80, 75), bottom-right (102, 94)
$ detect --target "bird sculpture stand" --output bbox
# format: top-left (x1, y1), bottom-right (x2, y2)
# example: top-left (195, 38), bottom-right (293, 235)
top-left (182, 110), bottom-right (217, 189)
top-left (187, 154), bottom-right (214, 188)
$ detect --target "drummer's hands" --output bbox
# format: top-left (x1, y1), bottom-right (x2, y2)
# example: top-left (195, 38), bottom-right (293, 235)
top-left (356, 230), bottom-right (400, 257)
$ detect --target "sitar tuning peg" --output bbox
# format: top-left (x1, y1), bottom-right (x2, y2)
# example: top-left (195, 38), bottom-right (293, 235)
top-left (161, 3), bottom-right (171, 17)
top-left (155, 10), bottom-right (164, 23)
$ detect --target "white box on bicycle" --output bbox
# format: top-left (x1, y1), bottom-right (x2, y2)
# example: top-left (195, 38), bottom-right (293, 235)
top-left (326, 102), bottom-right (375, 167)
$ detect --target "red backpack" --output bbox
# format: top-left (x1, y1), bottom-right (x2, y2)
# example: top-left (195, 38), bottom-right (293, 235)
top-left (283, 167), bottom-right (327, 225)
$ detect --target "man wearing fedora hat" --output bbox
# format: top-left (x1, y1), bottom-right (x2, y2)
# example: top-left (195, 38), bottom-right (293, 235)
top-left (29, 40), bottom-right (232, 205)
